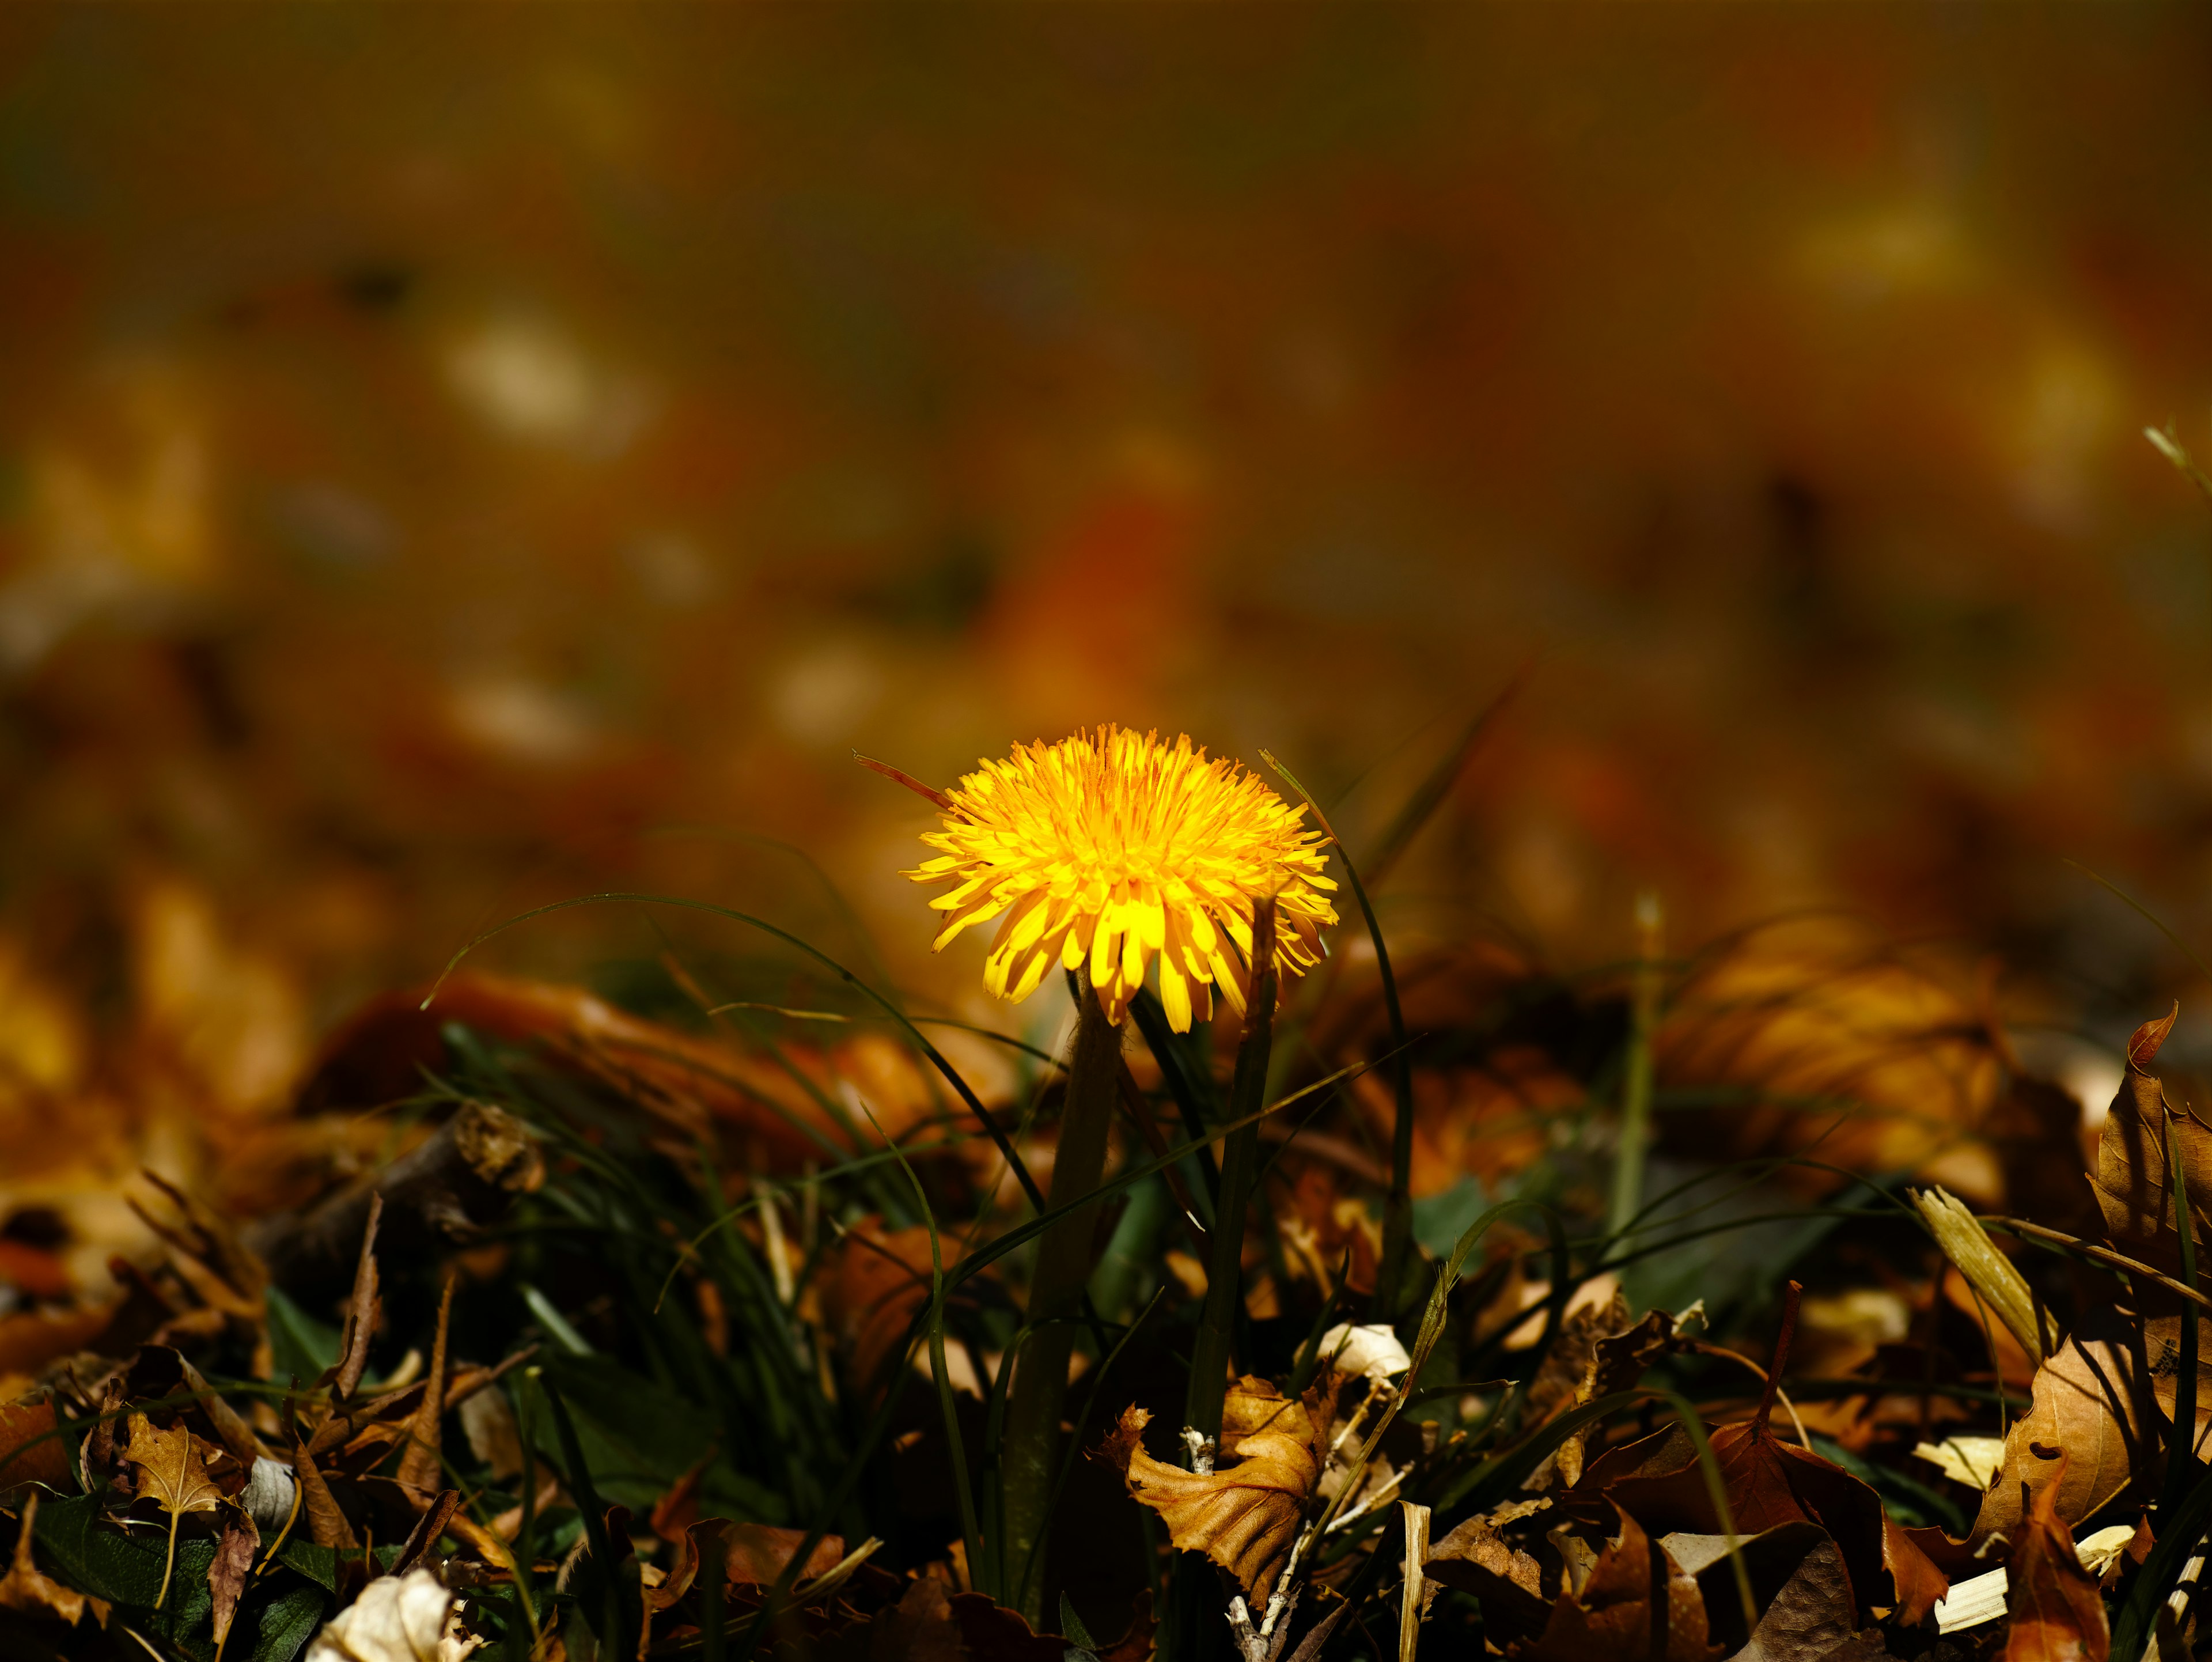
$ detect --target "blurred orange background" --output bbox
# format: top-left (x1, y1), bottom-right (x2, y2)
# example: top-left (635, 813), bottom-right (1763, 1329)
top-left (5, 5), bottom-right (2212, 1228)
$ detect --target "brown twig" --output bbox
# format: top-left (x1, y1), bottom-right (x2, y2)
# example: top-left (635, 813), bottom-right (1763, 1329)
top-left (1980, 1215), bottom-right (2212, 1314)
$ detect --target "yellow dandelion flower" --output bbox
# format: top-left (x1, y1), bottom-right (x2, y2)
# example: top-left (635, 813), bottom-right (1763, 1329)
top-left (905, 725), bottom-right (1339, 1031)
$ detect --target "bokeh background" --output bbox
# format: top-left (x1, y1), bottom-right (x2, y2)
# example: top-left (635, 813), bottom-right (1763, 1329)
top-left (7, 4), bottom-right (2212, 1231)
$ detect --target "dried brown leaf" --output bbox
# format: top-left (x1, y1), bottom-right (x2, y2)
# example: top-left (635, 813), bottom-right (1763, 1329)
top-left (123, 1411), bottom-right (225, 1610)
top-left (2090, 1005), bottom-right (2212, 1278)
top-left (0, 1399), bottom-right (70, 1493)
top-left (293, 1432), bottom-right (358, 1550)
top-left (2003, 1457), bottom-right (2109, 1662)
top-left (334, 1192), bottom-right (382, 1400)
top-left (1661, 1523), bottom-right (1881, 1662)
top-left (1103, 1375), bottom-right (1335, 1604)
top-left (394, 1273), bottom-right (454, 1495)
top-left (1425, 1505), bottom-right (1552, 1643)
top-left (1971, 1307), bottom-right (2155, 1547)
top-left (0, 1491), bottom-right (86, 1627)
top-left (1516, 1501), bottom-right (1716, 1662)
top-left (208, 1508), bottom-right (257, 1657)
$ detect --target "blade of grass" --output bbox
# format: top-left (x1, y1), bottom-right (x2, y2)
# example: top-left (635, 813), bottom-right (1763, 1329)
top-left (2165, 1114), bottom-right (2202, 1515)
top-left (1263, 752), bottom-right (1416, 1323)
top-left (540, 1377), bottom-right (624, 1660)
top-left (866, 1103), bottom-right (988, 1600)
top-left (1014, 1289), bottom-right (1166, 1614)
top-left (426, 890), bottom-right (1052, 1216)
top-left (1360, 662), bottom-right (1528, 891)
top-left (1605, 893), bottom-right (1664, 1241)
top-left (2113, 1451), bottom-right (2212, 1662)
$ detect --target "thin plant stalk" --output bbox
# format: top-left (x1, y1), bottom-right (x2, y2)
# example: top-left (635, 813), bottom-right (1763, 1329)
top-left (999, 976), bottom-right (1122, 1624)
top-left (1185, 896), bottom-right (1280, 1450)
top-left (871, 1103), bottom-right (988, 1599)
top-left (1606, 892), bottom-right (1665, 1241)
top-left (1261, 752), bottom-right (1415, 1319)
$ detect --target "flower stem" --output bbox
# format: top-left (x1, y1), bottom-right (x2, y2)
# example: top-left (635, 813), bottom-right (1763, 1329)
top-left (1002, 979), bottom-right (1122, 1622)
top-left (1185, 898), bottom-right (1279, 1448)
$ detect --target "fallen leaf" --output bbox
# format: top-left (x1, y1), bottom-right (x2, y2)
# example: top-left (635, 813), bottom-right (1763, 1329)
top-left (1424, 1502), bottom-right (1552, 1643)
top-left (820, 1218), bottom-right (937, 1400)
top-left (294, 1432), bottom-right (359, 1551)
top-left (122, 1410), bottom-right (226, 1610)
top-left (724, 1521), bottom-right (849, 1588)
top-left (2090, 1004), bottom-right (2212, 1278)
top-left (208, 1508), bottom-right (258, 1659)
top-left (1913, 1435), bottom-right (2007, 1490)
top-left (0, 1491), bottom-right (86, 1626)
top-left (1101, 1375), bottom-right (1336, 1604)
top-left (1315, 1322), bottom-right (1410, 1381)
top-left (2003, 1456), bottom-right (2109, 1662)
top-left (2140, 1312), bottom-right (2212, 1461)
top-left (1971, 1306), bottom-right (2156, 1547)
top-left (392, 1489), bottom-right (460, 1578)
top-left (0, 1398), bottom-right (70, 1493)
top-left (1516, 1500), bottom-right (1715, 1662)
top-left (650, 1453), bottom-right (711, 1543)
top-left (457, 1385), bottom-right (522, 1482)
top-left (304, 1566), bottom-right (480, 1662)
top-left (1584, 1285), bottom-right (1947, 1624)
top-left (1662, 1522), bottom-right (1882, 1662)
top-left (394, 1273), bottom-right (454, 1495)
top-left (334, 1194), bottom-right (383, 1401)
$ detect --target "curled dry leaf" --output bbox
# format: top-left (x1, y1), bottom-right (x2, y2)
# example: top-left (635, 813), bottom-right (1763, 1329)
top-left (304, 1566), bottom-right (482, 1662)
top-left (2002, 1457), bottom-right (2109, 1662)
top-left (0, 1491), bottom-right (87, 1627)
top-left (2090, 1004), bottom-right (2212, 1278)
top-left (122, 1410), bottom-right (226, 1611)
top-left (1971, 1307), bottom-right (2154, 1547)
top-left (1516, 1501), bottom-right (1715, 1662)
top-left (208, 1509), bottom-right (259, 1657)
top-left (1425, 1502), bottom-right (1552, 1644)
top-left (1100, 1375), bottom-right (1335, 1605)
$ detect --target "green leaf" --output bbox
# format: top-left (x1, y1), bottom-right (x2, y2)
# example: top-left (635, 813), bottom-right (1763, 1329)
top-left (276, 1536), bottom-right (337, 1592)
top-left (264, 1285), bottom-right (342, 1385)
top-left (238, 1581), bottom-right (328, 1662)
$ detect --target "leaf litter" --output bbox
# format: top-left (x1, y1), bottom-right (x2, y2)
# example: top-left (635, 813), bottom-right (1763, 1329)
top-left (5, 736), bottom-right (2212, 1662)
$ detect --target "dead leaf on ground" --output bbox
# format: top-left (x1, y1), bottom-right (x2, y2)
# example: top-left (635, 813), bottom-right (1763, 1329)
top-left (0, 1491), bottom-right (86, 1627)
top-left (1424, 1502), bottom-right (1553, 1644)
top-left (294, 1432), bottom-right (358, 1551)
top-left (123, 1410), bottom-right (226, 1610)
top-left (820, 1218), bottom-right (938, 1400)
top-left (1662, 1521), bottom-right (1883, 1662)
top-left (332, 1193), bottom-right (382, 1400)
top-left (1515, 1500), bottom-right (1717, 1662)
top-left (2090, 1004), bottom-right (2212, 1278)
top-left (207, 1509), bottom-right (257, 1657)
top-left (0, 1399), bottom-right (70, 1493)
top-left (393, 1273), bottom-right (453, 1496)
top-left (1971, 1306), bottom-right (2154, 1547)
top-left (2002, 1455), bottom-right (2109, 1662)
top-left (1101, 1375), bottom-right (1337, 1605)
top-left (724, 1521), bottom-right (850, 1589)
top-left (2140, 1312), bottom-right (2212, 1461)
top-left (1586, 1286), bottom-right (1946, 1625)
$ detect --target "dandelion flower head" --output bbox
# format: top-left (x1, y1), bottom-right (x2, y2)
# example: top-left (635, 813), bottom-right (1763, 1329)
top-left (906, 725), bottom-right (1338, 1031)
